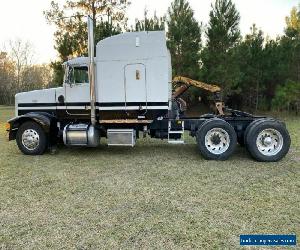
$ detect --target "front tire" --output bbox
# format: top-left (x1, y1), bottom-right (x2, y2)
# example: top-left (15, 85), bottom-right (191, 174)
top-left (196, 118), bottom-right (237, 160)
top-left (16, 121), bottom-right (48, 155)
top-left (245, 119), bottom-right (290, 162)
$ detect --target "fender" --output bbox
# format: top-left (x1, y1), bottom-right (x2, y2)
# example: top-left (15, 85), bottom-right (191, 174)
top-left (7, 112), bottom-right (57, 141)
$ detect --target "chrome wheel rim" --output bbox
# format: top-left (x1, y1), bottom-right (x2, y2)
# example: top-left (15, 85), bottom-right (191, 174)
top-left (205, 128), bottom-right (230, 155)
top-left (256, 128), bottom-right (283, 156)
top-left (22, 129), bottom-right (40, 151)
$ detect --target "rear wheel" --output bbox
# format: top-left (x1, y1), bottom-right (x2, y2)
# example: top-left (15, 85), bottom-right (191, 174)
top-left (196, 118), bottom-right (237, 160)
top-left (16, 121), bottom-right (48, 155)
top-left (243, 118), bottom-right (274, 144)
top-left (245, 119), bottom-right (290, 162)
top-left (239, 118), bottom-right (276, 146)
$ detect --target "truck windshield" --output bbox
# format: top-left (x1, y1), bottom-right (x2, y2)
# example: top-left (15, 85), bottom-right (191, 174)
top-left (70, 66), bottom-right (89, 84)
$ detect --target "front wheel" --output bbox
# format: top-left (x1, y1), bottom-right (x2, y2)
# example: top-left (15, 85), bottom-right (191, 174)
top-left (16, 121), bottom-right (48, 155)
top-left (196, 118), bottom-right (237, 160)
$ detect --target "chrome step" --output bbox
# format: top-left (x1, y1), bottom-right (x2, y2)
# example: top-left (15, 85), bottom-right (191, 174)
top-left (168, 120), bottom-right (185, 144)
top-left (168, 140), bottom-right (185, 144)
top-left (168, 131), bottom-right (184, 134)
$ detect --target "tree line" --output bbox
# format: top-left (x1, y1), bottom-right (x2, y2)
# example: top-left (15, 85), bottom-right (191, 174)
top-left (1, 0), bottom-right (299, 113)
top-left (0, 40), bottom-right (52, 105)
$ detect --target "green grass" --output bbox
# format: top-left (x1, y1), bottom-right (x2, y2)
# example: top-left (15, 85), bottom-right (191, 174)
top-left (0, 105), bottom-right (299, 249)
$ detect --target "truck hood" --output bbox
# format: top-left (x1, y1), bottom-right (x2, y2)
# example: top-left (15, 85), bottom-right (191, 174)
top-left (15, 88), bottom-right (61, 105)
top-left (15, 87), bottom-right (63, 116)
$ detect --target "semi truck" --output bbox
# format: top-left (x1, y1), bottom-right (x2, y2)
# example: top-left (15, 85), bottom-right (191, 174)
top-left (6, 17), bottom-right (291, 161)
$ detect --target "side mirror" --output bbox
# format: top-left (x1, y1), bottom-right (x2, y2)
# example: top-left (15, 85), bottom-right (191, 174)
top-left (63, 65), bottom-right (69, 85)
top-left (64, 66), bottom-right (74, 88)
top-left (68, 67), bottom-right (74, 87)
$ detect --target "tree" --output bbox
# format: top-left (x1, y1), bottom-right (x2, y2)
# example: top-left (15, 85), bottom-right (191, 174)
top-left (0, 52), bottom-right (16, 104)
top-left (0, 41), bottom-right (53, 105)
top-left (133, 9), bottom-right (165, 32)
top-left (64, 0), bottom-right (129, 33)
top-left (21, 64), bottom-right (53, 91)
top-left (283, 5), bottom-right (300, 82)
top-left (272, 80), bottom-right (300, 113)
top-left (167, 0), bottom-right (201, 79)
top-left (285, 6), bottom-right (300, 37)
top-left (269, 4), bottom-right (300, 113)
top-left (201, 0), bottom-right (240, 96)
top-left (236, 24), bottom-right (264, 110)
top-left (44, 0), bottom-right (130, 84)
top-left (7, 39), bottom-right (34, 90)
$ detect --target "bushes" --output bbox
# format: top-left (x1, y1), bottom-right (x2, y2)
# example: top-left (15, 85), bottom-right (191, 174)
top-left (272, 80), bottom-right (300, 113)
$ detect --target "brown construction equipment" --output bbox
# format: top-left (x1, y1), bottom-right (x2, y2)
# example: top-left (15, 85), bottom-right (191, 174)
top-left (172, 76), bottom-right (225, 115)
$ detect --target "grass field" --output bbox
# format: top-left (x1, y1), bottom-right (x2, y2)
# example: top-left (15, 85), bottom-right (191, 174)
top-left (0, 105), bottom-right (299, 249)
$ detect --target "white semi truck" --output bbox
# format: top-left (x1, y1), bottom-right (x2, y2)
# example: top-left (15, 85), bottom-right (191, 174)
top-left (6, 17), bottom-right (291, 161)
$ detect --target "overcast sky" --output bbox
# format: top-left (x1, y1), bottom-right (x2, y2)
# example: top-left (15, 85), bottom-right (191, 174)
top-left (0, 0), bottom-right (298, 63)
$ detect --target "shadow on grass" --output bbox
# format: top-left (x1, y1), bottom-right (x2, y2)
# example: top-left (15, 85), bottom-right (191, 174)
top-left (52, 141), bottom-right (253, 162)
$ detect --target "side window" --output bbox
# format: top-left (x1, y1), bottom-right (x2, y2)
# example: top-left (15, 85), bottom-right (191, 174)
top-left (69, 66), bottom-right (89, 84)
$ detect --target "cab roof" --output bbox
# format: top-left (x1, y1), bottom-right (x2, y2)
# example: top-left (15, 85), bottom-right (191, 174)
top-left (63, 57), bottom-right (91, 66)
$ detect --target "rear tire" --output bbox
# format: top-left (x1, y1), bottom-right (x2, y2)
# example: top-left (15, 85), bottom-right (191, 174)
top-left (243, 118), bottom-right (274, 144)
top-left (245, 119), bottom-right (290, 162)
top-left (196, 118), bottom-right (237, 160)
top-left (239, 118), bottom-right (276, 146)
top-left (16, 121), bottom-right (48, 155)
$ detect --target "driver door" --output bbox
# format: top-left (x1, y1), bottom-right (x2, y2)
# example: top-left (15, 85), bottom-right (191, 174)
top-left (65, 66), bottom-right (90, 113)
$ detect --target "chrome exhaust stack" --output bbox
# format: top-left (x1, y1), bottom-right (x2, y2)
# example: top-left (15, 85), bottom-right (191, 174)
top-left (88, 16), bottom-right (97, 126)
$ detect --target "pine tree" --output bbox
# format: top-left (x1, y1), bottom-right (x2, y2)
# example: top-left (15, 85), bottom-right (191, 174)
top-left (236, 24), bottom-right (264, 110)
top-left (284, 5), bottom-right (300, 82)
top-left (133, 9), bottom-right (165, 32)
top-left (167, 0), bottom-right (201, 79)
top-left (201, 0), bottom-right (240, 95)
top-left (271, 4), bottom-right (300, 112)
top-left (285, 6), bottom-right (300, 37)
